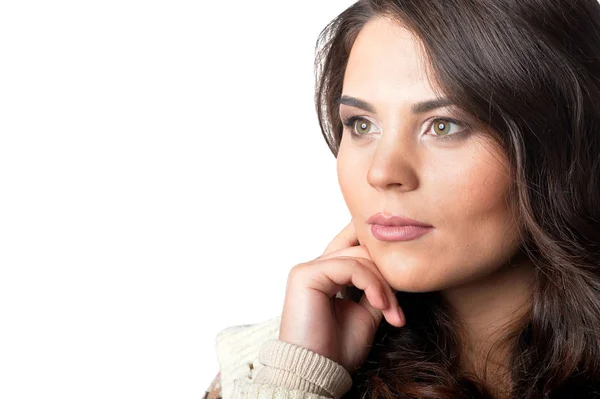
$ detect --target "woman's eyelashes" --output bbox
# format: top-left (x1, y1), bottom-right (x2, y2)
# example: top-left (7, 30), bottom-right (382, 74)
top-left (341, 115), bottom-right (471, 141)
top-left (342, 115), bottom-right (380, 136)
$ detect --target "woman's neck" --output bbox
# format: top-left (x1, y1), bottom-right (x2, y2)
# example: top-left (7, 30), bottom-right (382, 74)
top-left (440, 252), bottom-right (535, 397)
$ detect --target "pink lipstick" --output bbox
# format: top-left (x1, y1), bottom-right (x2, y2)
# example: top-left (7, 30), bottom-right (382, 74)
top-left (367, 212), bottom-right (433, 242)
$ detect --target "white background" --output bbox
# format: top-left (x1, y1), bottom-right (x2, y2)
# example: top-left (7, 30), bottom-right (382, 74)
top-left (0, 1), bottom-right (356, 398)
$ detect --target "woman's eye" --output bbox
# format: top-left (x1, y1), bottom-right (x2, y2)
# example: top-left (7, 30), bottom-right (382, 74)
top-left (342, 116), bottom-right (379, 137)
top-left (353, 118), bottom-right (377, 135)
top-left (429, 118), bottom-right (466, 138)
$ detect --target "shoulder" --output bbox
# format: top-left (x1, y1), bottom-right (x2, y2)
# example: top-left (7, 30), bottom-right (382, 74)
top-left (214, 315), bottom-right (282, 399)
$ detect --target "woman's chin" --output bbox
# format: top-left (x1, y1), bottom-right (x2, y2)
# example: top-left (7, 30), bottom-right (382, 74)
top-left (369, 250), bottom-right (467, 293)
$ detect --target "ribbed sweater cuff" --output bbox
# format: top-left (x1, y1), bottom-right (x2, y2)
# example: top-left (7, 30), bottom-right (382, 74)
top-left (254, 339), bottom-right (353, 399)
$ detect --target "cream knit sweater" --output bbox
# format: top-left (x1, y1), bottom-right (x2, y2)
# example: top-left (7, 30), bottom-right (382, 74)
top-left (208, 315), bottom-right (353, 399)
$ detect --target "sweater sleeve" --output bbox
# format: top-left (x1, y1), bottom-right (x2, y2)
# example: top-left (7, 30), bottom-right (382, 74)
top-left (213, 316), bottom-right (353, 399)
top-left (245, 339), bottom-right (353, 399)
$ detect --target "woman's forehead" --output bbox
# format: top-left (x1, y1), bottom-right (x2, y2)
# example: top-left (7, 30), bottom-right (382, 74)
top-left (343, 17), bottom-right (437, 104)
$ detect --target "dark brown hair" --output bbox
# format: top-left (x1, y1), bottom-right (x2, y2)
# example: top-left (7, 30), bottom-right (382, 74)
top-left (314, 0), bottom-right (600, 397)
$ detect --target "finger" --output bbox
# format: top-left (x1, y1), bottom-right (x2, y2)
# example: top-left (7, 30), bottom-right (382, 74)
top-left (301, 257), bottom-right (388, 307)
top-left (327, 255), bottom-right (396, 299)
top-left (353, 275), bottom-right (404, 328)
top-left (342, 271), bottom-right (402, 328)
top-left (358, 289), bottom-right (404, 328)
top-left (318, 245), bottom-right (370, 301)
top-left (358, 289), bottom-right (384, 326)
top-left (319, 244), bottom-right (371, 261)
top-left (303, 257), bottom-right (405, 327)
top-left (321, 220), bottom-right (359, 257)
top-left (316, 248), bottom-right (400, 316)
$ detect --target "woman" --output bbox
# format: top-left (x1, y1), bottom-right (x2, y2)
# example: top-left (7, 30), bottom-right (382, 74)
top-left (205, 0), bottom-right (600, 398)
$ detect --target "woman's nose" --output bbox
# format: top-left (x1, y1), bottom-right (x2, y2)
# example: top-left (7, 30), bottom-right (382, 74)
top-left (366, 129), bottom-right (419, 191)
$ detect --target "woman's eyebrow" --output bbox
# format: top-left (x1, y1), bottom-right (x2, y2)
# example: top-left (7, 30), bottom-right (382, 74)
top-left (336, 95), bottom-right (454, 114)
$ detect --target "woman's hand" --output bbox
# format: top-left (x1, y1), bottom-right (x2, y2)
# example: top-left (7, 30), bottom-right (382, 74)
top-left (278, 220), bottom-right (405, 374)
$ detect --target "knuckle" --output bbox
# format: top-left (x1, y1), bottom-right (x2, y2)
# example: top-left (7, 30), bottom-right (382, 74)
top-left (322, 243), bottom-right (334, 254)
top-left (286, 267), bottom-right (297, 281)
top-left (289, 262), bottom-right (311, 280)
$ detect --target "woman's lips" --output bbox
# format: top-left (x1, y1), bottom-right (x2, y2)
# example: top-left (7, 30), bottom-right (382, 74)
top-left (370, 224), bottom-right (433, 241)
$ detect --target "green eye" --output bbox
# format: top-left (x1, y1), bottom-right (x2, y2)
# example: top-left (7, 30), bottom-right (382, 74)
top-left (341, 115), bottom-right (378, 137)
top-left (432, 119), bottom-right (452, 136)
top-left (355, 119), bottom-right (372, 135)
top-left (430, 118), bottom-right (468, 139)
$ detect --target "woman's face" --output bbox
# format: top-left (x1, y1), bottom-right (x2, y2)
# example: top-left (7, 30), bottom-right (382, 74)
top-left (337, 16), bottom-right (523, 292)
